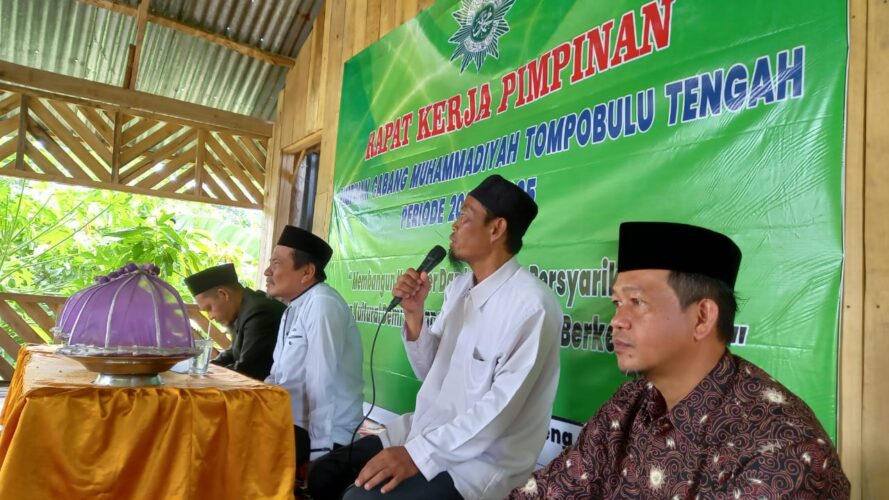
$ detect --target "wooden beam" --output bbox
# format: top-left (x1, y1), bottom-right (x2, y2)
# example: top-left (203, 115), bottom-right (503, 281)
top-left (0, 325), bottom-right (23, 360)
top-left (111, 112), bottom-right (124, 181)
top-left (0, 117), bottom-right (18, 138)
top-left (134, 147), bottom-right (195, 190)
top-left (15, 301), bottom-right (57, 337)
top-left (0, 358), bottom-right (13, 381)
top-left (0, 292), bottom-right (67, 304)
top-left (120, 128), bottom-right (196, 183)
top-left (29, 99), bottom-right (108, 181)
top-left (239, 136), bottom-right (267, 171)
top-left (292, 150), bottom-right (308, 186)
top-left (199, 155), bottom-right (238, 203)
top-left (14, 95), bottom-right (28, 171)
top-left (121, 117), bottom-right (158, 146)
top-left (162, 165), bottom-right (196, 194)
top-left (78, 106), bottom-right (114, 144)
top-left (202, 154), bottom-right (242, 203)
top-left (0, 136), bottom-right (20, 166)
top-left (0, 301), bottom-right (46, 344)
top-left (0, 61), bottom-right (272, 138)
top-left (123, 44), bottom-right (137, 90)
top-left (27, 121), bottom-right (91, 180)
top-left (863, 0), bottom-right (889, 496)
top-left (219, 133), bottom-right (264, 185)
top-left (126, 0), bottom-right (150, 91)
top-left (0, 93), bottom-right (20, 116)
top-left (205, 132), bottom-right (262, 202)
top-left (77, 0), bottom-right (296, 69)
top-left (282, 129), bottom-right (322, 154)
top-left (0, 167), bottom-right (261, 210)
top-left (195, 130), bottom-right (206, 196)
top-left (47, 100), bottom-right (112, 164)
top-left (120, 122), bottom-right (183, 166)
top-left (840, 0), bottom-right (867, 495)
top-left (23, 142), bottom-right (65, 178)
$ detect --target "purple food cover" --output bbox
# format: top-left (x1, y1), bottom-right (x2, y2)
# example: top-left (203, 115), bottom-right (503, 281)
top-left (57, 263), bottom-right (195, 355)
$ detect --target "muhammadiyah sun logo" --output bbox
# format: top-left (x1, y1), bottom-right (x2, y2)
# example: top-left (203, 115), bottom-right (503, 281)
top-left (448, 0), bottom-right (516, 73)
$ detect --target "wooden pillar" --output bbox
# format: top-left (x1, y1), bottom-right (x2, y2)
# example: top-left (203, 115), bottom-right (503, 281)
top-left (860, 0), bottom-right (889, 497)
top-left (111, 112), bottom-right (123, 182)
top-left (14, 95), bottom-right (28, 171)
top-left (195, 130), bottom-right (206, 196)
top-left (126, 0), bottom-right (150, 91)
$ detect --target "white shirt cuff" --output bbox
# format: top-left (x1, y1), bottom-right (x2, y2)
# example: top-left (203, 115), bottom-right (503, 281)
top-left (404, 436), bottom-right (444, 481)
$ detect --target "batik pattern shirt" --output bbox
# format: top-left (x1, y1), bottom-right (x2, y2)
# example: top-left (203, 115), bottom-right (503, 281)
top-left (509, 353), bottom-right (850, 499)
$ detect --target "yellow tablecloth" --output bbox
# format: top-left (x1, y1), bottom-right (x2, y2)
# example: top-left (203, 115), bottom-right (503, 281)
top-left (0, 345), bottom-right (295, 499)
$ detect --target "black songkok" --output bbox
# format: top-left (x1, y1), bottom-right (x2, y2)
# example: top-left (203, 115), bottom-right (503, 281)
top-left (617, 222), bottom-right (742, 288)
top-left (184, 263), bottom-right (239, 296)
top-left (468, 174), bottom-right (538, 241)
top-left (276, 225), bottom-right (333, 270)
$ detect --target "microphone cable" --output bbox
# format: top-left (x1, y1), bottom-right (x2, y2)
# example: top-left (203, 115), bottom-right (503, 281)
top-left (343, 245), bottom-right (443, 473)
top-left (346, 306), bottom-right (390, 472)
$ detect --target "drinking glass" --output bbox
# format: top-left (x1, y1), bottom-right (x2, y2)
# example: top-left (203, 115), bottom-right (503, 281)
top-left (190, 339), bottom-right (214, 376)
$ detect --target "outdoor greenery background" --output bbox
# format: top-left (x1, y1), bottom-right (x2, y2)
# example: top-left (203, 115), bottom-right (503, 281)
top-left (0, 177), bottom-right (262, 298)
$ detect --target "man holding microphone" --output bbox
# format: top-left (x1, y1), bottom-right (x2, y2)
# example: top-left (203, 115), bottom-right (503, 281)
top-left (308, 174), bottom-right (563, 500)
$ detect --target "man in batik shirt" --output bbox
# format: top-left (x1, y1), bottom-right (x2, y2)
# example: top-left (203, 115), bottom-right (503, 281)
top-left (510, 222), bottom-right (850, 499)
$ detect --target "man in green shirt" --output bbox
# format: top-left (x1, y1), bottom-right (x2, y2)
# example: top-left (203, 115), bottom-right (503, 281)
top-left (185, 263), bottom-right (285, 380)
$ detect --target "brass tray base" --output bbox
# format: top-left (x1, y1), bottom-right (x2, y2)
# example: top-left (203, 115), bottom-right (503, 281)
top-left (93, 373), bottom-right (163, 387)
top-left (61, 353), bottom-right (194, 387)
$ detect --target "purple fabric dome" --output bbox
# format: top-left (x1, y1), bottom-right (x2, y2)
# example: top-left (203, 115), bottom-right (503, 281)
top-left (57, 263), bottom-right (195, 355)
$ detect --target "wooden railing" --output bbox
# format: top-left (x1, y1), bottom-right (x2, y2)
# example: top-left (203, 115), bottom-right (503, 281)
top-left (0, 87), bottom-right (268, 209)
top-left (0, 292), bottom-right (231, 380)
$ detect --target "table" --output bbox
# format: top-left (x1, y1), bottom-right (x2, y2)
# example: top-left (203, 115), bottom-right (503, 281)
top-left (0, 345), bottom-right (295, 499)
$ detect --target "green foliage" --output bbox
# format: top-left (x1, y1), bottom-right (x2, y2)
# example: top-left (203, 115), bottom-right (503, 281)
top-left (0, 177), bottom-right (262, 298)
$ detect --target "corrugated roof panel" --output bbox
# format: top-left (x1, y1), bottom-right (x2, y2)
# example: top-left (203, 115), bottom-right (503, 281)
top-left (135, 23), bottom-right (288, 118)
top-left (0, 1), bottom-right (131, 84)
top-left (0, 0), bottom-right (322, 121)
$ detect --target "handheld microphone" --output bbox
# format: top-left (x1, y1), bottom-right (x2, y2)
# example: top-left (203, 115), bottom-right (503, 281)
top-left (348, 244), bottom-right (448, 461)
top-left (386, 245), bottom-right (447, 312)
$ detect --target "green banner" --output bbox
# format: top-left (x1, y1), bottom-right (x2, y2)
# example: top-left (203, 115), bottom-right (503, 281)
top-left (327, 0), bottom-right (848, 445)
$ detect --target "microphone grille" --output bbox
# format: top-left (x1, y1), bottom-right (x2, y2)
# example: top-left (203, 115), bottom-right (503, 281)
top-left (430, 245), bottom-right (446, 261)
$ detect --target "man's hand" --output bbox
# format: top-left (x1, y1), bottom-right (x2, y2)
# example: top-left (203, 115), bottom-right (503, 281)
top-left (354, 446), bottom-right (420, 494)
top-left (392, 269), bottom-right (430, 340)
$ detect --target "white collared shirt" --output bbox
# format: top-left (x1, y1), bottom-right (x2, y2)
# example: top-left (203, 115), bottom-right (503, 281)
top-left (266, 283), bottom-right (364, 459)
top-left (380, 258), bottom-right (562, 499)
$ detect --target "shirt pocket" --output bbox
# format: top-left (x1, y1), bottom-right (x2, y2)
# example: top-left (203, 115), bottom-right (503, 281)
top-left (466, 347), bottom-right (497, 398)
top-left (283, 330), bottom-right (309, 365)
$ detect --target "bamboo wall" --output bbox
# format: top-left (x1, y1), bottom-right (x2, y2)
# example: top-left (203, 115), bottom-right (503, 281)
top-left (261, 0), bottom-right (889, 498)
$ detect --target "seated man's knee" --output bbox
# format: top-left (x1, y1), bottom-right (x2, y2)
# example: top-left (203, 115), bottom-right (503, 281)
top-left (307, 453), bottom-right (334, 480)
top-left (342, 485), bottom-right (381, 500)
top-left (307, 459), bottom-right (342, 499)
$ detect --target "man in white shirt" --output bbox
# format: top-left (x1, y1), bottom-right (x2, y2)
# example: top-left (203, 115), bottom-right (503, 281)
top-left (264, 225), bottom-right (364, 473)
top-left (307, 175), bottom-right (562, 500)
